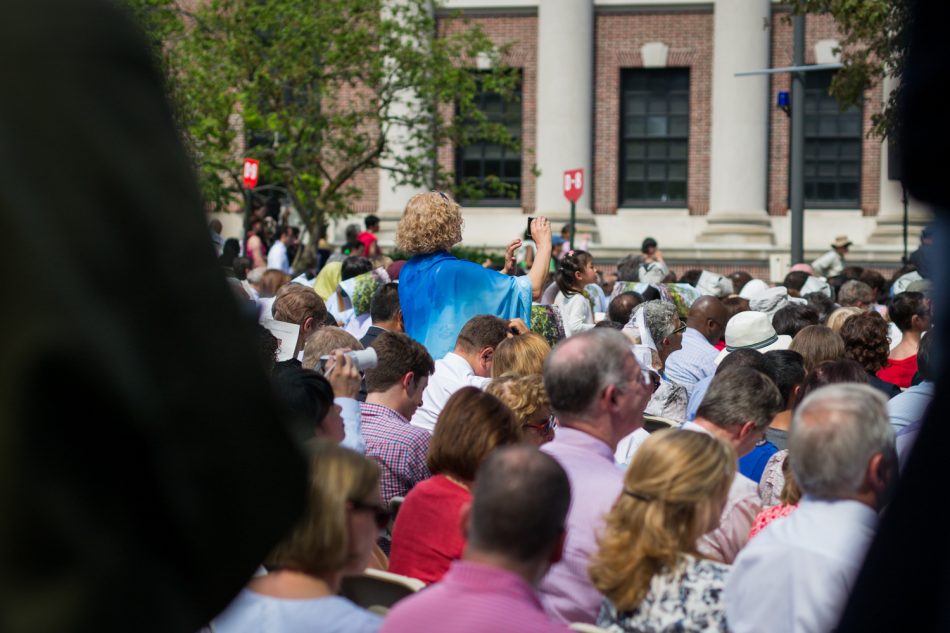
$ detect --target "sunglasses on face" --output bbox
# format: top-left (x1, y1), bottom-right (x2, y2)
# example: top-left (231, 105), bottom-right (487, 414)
top-left (349, 499), bottom-right (391, 530)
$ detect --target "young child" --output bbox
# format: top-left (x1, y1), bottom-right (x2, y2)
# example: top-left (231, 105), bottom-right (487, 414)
top-left (554, 250), bottom-right (598, 337)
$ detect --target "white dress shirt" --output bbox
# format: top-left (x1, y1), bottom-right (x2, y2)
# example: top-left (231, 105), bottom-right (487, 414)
top-left (682, 421), bottom-right (761, 563)
top-left (726, 498), bottom-right (878, 633)
top-left (614, 427), bottom-right (651, 468)
top-left (810, 249), bottom-right (844, 278)
top-left (409, 352), bottom-right (490, 433)
top-left (266, 239), bottom-right (291, 273)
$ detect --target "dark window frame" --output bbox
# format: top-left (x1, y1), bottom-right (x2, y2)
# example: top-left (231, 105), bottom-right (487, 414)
top-left (802, 70), bottom-right (863, 208)
top-left (618, 68), bottom-right (690, 208)
top-left (454, 70), bottom-right (523, 207)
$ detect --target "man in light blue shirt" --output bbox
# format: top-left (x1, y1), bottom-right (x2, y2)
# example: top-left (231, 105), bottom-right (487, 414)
top-left (665, 296), bottom-right (728, 396)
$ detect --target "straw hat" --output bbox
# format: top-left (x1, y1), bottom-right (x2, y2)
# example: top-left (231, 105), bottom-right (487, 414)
top-left (831, 235), bottom-right (852, 249)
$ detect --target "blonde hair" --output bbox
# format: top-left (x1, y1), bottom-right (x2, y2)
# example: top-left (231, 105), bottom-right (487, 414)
top-left (825, 306), bottom-right (862, 333)
top-left (259, 269), bottom-right (292, 298)
top-left (266, 441), bottom-right (379, 576)
top-left (486, 374), bottom-right (551, 427)
top-left (302, 326), bottom-right (363, 370)
top-left (589, 430), bottom-right (736, 611)
top-left (491, 332), bottom-right (551, 378)
top-left (394, 192), bottom-right (464, 254)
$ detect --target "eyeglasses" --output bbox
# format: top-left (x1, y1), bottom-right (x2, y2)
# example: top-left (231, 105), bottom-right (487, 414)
top-left (524, 414), bottom-right (557, 435)
top-left (671, 322), bottom-right (687, 336)
top-left (349, 499), bottom-right (391, 530)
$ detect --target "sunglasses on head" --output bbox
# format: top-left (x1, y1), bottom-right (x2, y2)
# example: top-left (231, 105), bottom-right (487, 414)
top-left (349, 499), bottom-right (391, 530)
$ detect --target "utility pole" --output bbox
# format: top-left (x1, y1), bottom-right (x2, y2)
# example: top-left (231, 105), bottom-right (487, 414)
top-left (789, 15), bottom-right (806, 264)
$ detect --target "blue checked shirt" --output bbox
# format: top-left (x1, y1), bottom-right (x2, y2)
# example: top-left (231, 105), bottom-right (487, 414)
top-left (361, 402), bottom-right (432, 504)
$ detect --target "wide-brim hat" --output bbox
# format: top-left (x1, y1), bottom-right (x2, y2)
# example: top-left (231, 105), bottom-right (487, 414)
top-left (696, 270), bottom-right (734, 297)
top-left (738, 278), bottom-right (769, 300)
top-left (749, 286), bottom-right (807, 319)
top-left (832, 235), bottom-right (852, 249)
top-left (715, 311), bottom-right (792, 365)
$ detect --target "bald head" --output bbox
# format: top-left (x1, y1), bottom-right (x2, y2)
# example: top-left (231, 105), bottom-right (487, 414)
top-left (686, 296), bottom-right (728, 344)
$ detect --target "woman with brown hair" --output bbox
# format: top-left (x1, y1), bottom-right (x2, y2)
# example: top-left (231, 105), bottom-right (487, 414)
top-left (841, 311), bottom-right (901, 399)
top-left (387, 387), bottom-right (521, 584)
top-left (789, 325), bottom-right (845, 374)
top-left (212, 441), bottom-right (387, 632)
top-left (590, 429), bottom-right (736, 633)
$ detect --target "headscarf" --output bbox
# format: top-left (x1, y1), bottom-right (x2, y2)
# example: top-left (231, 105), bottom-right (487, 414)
top-left (313, 261), bottom-right (342, 300)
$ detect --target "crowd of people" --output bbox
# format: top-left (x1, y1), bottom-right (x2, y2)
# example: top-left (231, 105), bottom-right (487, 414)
top-left (210, 190), bottom-right (935, 633)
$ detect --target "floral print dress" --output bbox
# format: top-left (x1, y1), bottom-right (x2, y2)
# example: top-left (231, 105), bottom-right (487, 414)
top-left (597, 554), bottom-right (730, 633)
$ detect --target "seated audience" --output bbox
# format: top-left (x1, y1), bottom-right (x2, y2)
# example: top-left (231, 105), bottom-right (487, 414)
top-left (590, 430), bottom-right (736, 633)
top-left (837, 279), bottom-right (876, 310)
top-left (841, 312), bottom-right (902, 398)
top-left (272, 285), bottom-right (330, 360)
top-left (748, 456), bottom-right (801, 539)
top-left (491, 332), bottom-right (551, 377)
top-left (726, 384), bottom-right (896, 633)
top-left (890, 332), bottom-right (936, 463)
top-left (803, 290), bottom-right (835, 323)
top-left (760, 350), bottom-right (806, 452)
top-left (388, 387), bottom-right (521, 584)
top-left (877, 291), bottom-right (930, 388)
top-left (273, 366), bottom-right (348, 444)
top-left (789, 324), bottom-right (845, 373)
top-left (411, 315), bottom-right (512, 433)
top-left (684, 367), bottom-right (783, 563)
top-left (685, 348), bottom-right (772, 423)
top-left (624, 300), bottom-right (686, 421)
top-left (771, 303), bottom-right (819, 337)
top-left (729, 271), bottom-right (753, 296)
top-left (826, 305), bottom-right (862, 333)
top-left (608, 291), bottom-right (643, 325)
top-left (360, 282), bottom-right (403, 349)
top-left (539, 329), bottom-right (652, 624)
top-left (487, 374), bottom-right (556, 446)
top-left (664, 296), bottom-right (728, 395)
top-left (259, 269), bottom-right (292, 299)
top-left (758, 358), bottom-right (870, 507)
top-left (302, 327), bottom-right (363, 370)
top-left (361, 332), bottom-right (435, 504)
top-left (212, 442), bottom-right (386, 633)
top-left (381, 446), bottom-right (573, 633)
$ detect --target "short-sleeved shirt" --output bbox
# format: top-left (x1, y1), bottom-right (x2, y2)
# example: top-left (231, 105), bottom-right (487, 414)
top-left (212, 589), bottom-right (381, 633)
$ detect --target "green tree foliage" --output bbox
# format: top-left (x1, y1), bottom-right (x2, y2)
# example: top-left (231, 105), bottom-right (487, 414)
top-left (122, 0), bottom-right (518, 266)
top-left (788, 0), bottom-right (910, 138)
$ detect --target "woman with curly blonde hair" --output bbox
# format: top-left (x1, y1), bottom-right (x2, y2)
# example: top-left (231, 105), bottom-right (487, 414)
top-left (486, 373), bottom-right (555, 445)
top-left (396, 191), bottom-right (554, 358)
top-left (590, 429), bottom-right (735, 633)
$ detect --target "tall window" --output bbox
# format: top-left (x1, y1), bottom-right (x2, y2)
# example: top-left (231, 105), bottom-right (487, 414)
top-left (803, 71), bottom-right (862, 207)
top-left (619, 69), bottom-right (689, 206)
top-left (455, 73), bottom-right (522, 205)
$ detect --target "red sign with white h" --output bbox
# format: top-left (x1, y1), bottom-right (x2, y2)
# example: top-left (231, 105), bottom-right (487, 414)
top-left (563, 168), bottom-right (584, 203)
top-left (242, 158), bottom-right (260, 189)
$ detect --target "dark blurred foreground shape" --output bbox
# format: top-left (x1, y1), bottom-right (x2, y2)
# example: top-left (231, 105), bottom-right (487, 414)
top-left (0, 1), bottom-right (307, 632)
top-left (838, 0), bottom-right (950, 631)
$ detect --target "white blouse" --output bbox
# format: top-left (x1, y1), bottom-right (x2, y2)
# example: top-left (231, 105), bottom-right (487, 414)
top-left (554, 291), bottom-right (596, 337)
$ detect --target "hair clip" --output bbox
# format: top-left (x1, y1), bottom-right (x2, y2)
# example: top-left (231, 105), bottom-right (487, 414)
top-left (567, 249), bottom-right (575, 257)
top-left (624, 489), bottom-right (655, 502)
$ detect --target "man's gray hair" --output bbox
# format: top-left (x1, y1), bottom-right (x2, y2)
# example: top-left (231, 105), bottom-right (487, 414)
top-left (544, 328), bottom-right (633, 417)
top-left (631, 300), bottom-right (679, 341)
top-left (789, 383), bottom-right (895, 499)
top-left (838, 280), bottom-right (875, 307)
top-left (696, 366), bottom-right (783, 430)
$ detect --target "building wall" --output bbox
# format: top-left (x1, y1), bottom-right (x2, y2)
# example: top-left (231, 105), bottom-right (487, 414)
top-left (436, 14), bottom-right (538, 213)
top-left (767, 8), bottom-right (883, 217)
top-left (593, 8), bottom-right (714, 215)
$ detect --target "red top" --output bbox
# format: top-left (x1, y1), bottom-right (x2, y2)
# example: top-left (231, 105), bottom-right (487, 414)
top-left (388, 474), bottom-right (470, 584)
top-left (876, 354), bottom-right (918, 389)
top-left (356, 231), bottom-right (379, 256)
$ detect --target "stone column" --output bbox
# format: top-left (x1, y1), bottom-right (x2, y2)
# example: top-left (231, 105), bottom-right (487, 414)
top-left (698, 0), bottom-right (774, 244)
top-left (535, 0), bottom-right (593, 214)
top-left (868, 75), bottom-right (933, 244)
